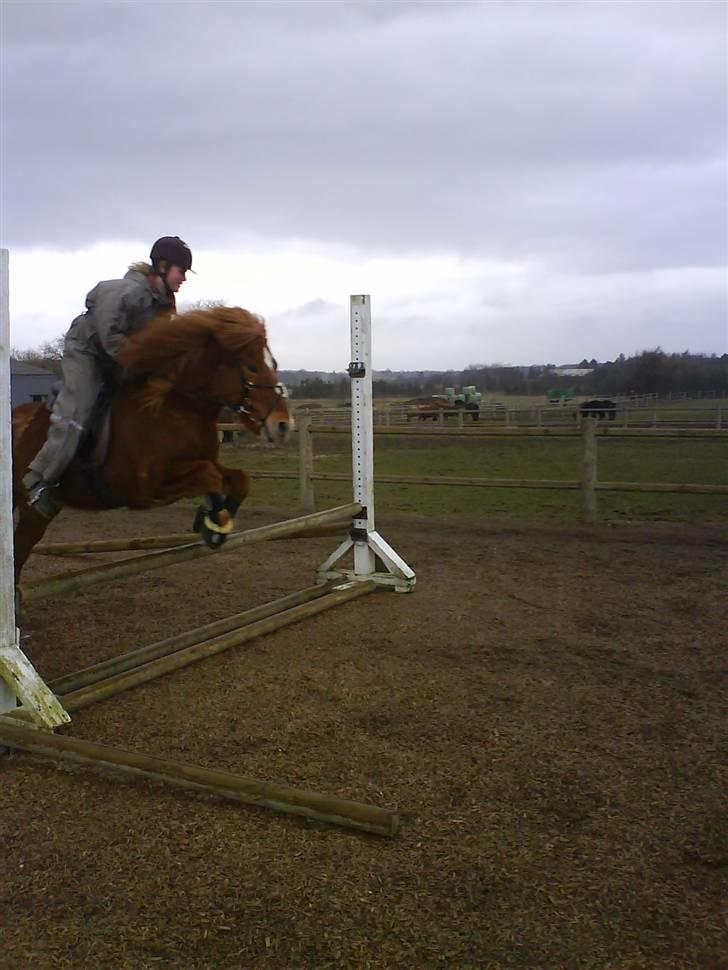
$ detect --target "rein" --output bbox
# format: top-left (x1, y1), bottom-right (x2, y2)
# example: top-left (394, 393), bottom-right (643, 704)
top-left (209, 344), bottom-right (285, 436)
top-left (235, 367), bottom-right (285, 436)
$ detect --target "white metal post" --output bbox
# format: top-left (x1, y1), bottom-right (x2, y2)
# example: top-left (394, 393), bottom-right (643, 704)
top-left (317, 296), bottom-right (415, 592)
top-left (0, 250), bottom-right (16, 713)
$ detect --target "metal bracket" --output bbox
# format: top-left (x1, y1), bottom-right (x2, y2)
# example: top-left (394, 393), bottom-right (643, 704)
top-left (347, 361), bottom-right (366, 379)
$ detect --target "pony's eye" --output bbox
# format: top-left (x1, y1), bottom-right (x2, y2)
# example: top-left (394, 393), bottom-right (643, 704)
top-left (247, 364), bottom-right (258, 373)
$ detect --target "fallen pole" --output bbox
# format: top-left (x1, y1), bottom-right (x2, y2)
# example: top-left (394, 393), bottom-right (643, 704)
top-left (50, 582), bottom-right (340, 696)
top-left (59, 581), bottom-right (376, 712)
top-left (0, 719), bottom-right (399, 837)
top-left (34, 524), bottom-right (348, 557)
top-left (21, 503), bottom-right (361, 603)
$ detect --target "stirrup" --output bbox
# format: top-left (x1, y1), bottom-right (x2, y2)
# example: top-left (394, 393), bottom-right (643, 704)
top-left (27, 482), bottom-right (60, 520)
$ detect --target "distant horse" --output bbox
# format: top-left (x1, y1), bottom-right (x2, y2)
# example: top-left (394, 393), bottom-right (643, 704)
top-left (580, 399), bottom-right (617, 421)
top-left (404, 398), bottom-right (480, 423)
top-left (12, 306), bottom-right (292, 585)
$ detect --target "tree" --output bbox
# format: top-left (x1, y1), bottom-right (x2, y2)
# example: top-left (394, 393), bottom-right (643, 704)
top-left (11, 337), bottom-right (65, 377)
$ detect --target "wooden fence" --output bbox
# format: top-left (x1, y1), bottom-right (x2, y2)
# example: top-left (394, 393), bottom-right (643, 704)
top-left (291, 403), bottom-right (725, 432)
top-left (219, 415), bottom-right (728, 524)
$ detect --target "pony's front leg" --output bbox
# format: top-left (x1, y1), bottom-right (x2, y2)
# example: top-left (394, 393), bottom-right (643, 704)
top-left (195, 467), bottom-right (250, 549)
top-left (192, 467), bottom-right (250, 550)
top-left (156, 459), bottom-right (232, 549)
top-left (219, 466), bottom-right (250, 519)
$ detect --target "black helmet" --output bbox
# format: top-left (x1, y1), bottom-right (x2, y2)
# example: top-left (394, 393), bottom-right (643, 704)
top-left (150, 236), bottom-right (193, 273)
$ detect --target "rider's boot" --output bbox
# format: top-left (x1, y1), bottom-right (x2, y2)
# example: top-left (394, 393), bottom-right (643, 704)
top-left (26, 481), bottom-right (60, 520)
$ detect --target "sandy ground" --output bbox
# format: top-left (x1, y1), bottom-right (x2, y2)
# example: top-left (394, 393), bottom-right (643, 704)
top-left (2, 504), bottom-right (727, 969)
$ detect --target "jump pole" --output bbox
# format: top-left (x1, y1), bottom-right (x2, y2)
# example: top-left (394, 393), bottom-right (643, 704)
top-left (20, 502), bottom-right (361, 604)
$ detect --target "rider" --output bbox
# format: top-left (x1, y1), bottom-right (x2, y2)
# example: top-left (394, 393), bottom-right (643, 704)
top-left (23, 236), bottom-right (193, 519)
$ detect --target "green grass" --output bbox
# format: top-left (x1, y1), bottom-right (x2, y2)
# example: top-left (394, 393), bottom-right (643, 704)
top-left (225, 433), bottom-right (728, 526)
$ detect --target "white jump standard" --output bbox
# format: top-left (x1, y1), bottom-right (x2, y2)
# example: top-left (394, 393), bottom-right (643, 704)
top-left (317, 296), bottom-right (416, 593)
top-left (0, 247), bottom-right (69, 728)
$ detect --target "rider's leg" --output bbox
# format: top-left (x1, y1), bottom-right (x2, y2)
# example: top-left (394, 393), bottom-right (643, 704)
top-left (23, 347), bottom-right (105, 516)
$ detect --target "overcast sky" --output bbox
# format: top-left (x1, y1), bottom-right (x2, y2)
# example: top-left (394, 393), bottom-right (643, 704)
top-left (2, 0), bottom-right (726, 370)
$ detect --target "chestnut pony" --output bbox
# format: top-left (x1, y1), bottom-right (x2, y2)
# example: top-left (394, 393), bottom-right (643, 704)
top-left (11, 305), bottom-right (291, 584)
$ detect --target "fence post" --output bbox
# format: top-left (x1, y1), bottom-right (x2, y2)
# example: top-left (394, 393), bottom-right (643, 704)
top-left (623, 407), bottom-right (629, 428)
top-left (457, 409), bottom-right (464, 429)
top-left (297, 415), bottom-right (315, 514)
top-left (581, 418), bottom-right (598, 524)
top-left (717, 407), bottom-right (722, 430)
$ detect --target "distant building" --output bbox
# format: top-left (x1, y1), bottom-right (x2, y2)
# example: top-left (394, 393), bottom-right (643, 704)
top-left (10, 359), bottom-right (56, 408)
top-left (551, 367), bottom-right (594, 378)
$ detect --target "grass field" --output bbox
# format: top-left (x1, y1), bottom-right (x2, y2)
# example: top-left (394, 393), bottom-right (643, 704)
top-left (225, 432), bottom-right (728, 526)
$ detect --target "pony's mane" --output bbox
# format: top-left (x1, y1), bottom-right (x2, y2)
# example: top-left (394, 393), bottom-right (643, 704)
top-left (118, 306), bottom-right (267, 410)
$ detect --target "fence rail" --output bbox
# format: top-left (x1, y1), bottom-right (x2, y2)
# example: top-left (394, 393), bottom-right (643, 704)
top-left (218, 415), bottom-right (727, 525)
top-left (285, 403), bottom-right (725, 431)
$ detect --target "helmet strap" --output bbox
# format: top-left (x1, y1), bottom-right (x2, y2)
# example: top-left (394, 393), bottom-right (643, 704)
top-left (153, 261), bottom-right (174, 297)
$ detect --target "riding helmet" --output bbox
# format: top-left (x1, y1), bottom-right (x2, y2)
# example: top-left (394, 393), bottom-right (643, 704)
top-left (150, 236), bottom-right (193, 273)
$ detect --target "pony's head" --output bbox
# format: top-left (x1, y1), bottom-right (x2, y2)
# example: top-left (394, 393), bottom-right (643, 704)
top-left (119, 306), bottom-right (292, 443)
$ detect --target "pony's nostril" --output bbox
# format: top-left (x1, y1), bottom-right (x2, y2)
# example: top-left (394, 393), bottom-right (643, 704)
top-left (278, 422), bottom-right (288, 435)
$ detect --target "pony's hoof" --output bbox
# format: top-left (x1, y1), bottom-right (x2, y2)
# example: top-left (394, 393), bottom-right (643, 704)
top-left (200, 523), bottom-right (228, 549)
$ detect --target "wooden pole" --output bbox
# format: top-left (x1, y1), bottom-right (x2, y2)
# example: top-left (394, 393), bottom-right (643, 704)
top-left (297, 415), bottom-right (315, 514)
top-left (56, 582), bottom-right (377, 712)
top-left (21, 503), bottom-right (361, 603)
top-left (0, 719), bottom-right (399, 837)
top-left (34, 523), bottom-right (347, 557)
top-left (581, 417), bottom-right (598, 523)
top-left (49, 582), bottom-right (341, 696)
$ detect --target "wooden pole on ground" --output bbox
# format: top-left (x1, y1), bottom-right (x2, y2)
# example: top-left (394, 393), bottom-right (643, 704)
top-left (0, 719), bottom-right (399, 837)
top-left (297, 415), bottom-right (315, 514)
top-left (49, 582), bottom-right (377, 712)
top-left (581, 417), bottom-right (598, 523)
top-left (49, 582), bottom-right (341, 696)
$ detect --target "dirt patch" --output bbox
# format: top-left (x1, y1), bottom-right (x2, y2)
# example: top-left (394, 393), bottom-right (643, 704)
top-left (2, 505), bottom-right (727, 968)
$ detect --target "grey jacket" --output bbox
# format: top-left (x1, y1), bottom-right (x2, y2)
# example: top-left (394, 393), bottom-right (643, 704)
top-left (65, 263), bottom-right (174, 365)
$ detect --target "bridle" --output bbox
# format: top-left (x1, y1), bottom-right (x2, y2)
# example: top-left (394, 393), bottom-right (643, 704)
top-left (232, 345), bottom-right (286, 437)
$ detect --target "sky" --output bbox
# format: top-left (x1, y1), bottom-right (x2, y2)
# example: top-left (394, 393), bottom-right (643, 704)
top-left (2, 0), bottom-right (726, 371)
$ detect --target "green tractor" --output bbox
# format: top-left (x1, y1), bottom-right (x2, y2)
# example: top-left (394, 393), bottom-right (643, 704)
top-left (444, 385), bottom-right (482, 410)
top-left (547, 386), bottom-right (576, 406)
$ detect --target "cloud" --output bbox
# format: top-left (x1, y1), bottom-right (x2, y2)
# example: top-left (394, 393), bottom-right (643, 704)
top-left (2, 0), bottom-right (726, 365)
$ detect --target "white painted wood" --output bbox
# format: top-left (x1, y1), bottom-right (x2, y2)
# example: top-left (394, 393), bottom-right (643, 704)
top-left (349, 296), bottom-right (377, 576)
top-left (0, 249), bottom-right (17, 714)
top-left (318, 296), bottom-right (415, 592)
top-left (366, 531), bottom-right (416, 583)
top-left (0, 249), bottom-right (70, 726)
